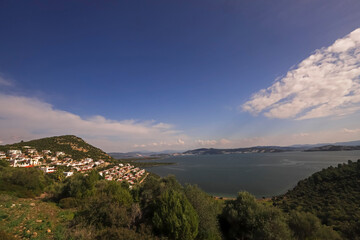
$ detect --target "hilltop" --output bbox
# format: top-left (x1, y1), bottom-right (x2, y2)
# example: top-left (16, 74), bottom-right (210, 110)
top-left (0, 135), bottom-right (112, 161)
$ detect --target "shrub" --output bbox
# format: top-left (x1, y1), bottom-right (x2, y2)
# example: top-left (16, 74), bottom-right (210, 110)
top-left (152, 189), bottom-right (199, 240)
top-left (59, 197), bottom-right (79, 209)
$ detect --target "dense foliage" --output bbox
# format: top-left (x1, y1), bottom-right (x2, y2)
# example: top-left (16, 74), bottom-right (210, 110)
top-left (274, 159), bottom-right (360, 239)
top-left (152, 190), bottom-right (199, 240)
top-left (0, 135), bottom-right (112, 160)
top-left (54, 174), bottom-right (220, 239)
top-left (184, 185), bottom-right (223, 240)
top-left (1, 150), bottom-right (358, 239)
top-left (220, 192), bottom-right (340, 240)
top-left (220, 192), bottom-right (291, 240)
top-left (0, 159), bottom-right (50, 197)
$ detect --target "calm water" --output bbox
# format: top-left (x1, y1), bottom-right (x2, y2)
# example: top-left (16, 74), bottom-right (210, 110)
top-left (144, 151), bottom-right (360, 198)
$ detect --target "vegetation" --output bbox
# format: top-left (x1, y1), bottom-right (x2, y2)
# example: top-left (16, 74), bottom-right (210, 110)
top-left (0, 135), bottom-right (112, 160)
top-left (274, 159), bottom-right (360, 239)
top-left (0, 159), bottom-right (341, 240)
top-left (152, 190), bottom-right (199, 240)
top-left (184, 185), bottom-right (223, 240)
top-left (1, 136), bottom-right (359, 239)
top-left (0, 159), bottom-right (50, 197)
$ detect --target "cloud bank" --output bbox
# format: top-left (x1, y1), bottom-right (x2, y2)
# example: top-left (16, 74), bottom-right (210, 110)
top-left (0, 93), bottom-right (189, 152)
top-left (242, 28), bottom-right (360, 120)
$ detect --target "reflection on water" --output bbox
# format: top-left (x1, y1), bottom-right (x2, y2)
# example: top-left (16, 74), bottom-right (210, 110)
top-left (144, 151), bottom-right (360, 198)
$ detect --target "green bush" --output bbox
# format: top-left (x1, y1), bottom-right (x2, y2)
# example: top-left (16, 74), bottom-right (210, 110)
top-left (288, 211), bottom-right (341, 240)
top-left (184, 185), bottom-right (222, 240)
top-left (59, 197), bottom-right (79, 209)
top-left (152, 189), bottom-right (199, 240)
top-left (0, 166), bottom-right (49, 197)
top-left (220, 192), bottom-right (291, 240)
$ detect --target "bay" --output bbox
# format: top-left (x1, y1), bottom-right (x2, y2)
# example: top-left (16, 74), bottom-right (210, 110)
top-left (144, 151), bottom-right (360, 198)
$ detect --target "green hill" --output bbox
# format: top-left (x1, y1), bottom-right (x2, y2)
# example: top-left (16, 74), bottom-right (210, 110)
top-left (0, 135), bottom-right (112, 161)
top-left (273, 159), bottom-right (360, 239)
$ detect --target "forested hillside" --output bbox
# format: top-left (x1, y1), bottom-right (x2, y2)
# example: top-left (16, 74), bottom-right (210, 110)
top-left (273, 160), bottom-right (360, 239)
top-left (0, 135), bottom-right (112, 160)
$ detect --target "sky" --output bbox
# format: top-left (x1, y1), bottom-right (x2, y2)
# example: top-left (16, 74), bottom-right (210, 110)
top-left (1, 0), bottom-right (360, 152)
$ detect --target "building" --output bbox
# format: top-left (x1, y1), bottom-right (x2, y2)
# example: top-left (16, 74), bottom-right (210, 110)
top-left (8, 150), bottom-right (22, 155)
top-left (64, 171), bottom-right (74, 177)
top-left (40, 166), bottom-right (56, 173)
top-left (26, 149), bottom-right (37, 154)
top-left (56, 151), bottom-right (65, 157)
top-left (42, 150), bottom-right (51, 154)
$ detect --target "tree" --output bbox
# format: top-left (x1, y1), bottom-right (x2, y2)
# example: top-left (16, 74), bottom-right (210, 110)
top-left (288, 211), bottom-right (341, 240)
top-left (73, 180), bottom-right (134, 230)
top-left (184, 185), bottom-right (222, 240)
top-left (220, 192), bottom-right (291, 240)
top-left (152, 189), bottom-right (199, 240)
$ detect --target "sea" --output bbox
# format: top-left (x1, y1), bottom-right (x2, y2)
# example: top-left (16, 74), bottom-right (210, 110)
top-left (143, 151), bottom-right (360, 198)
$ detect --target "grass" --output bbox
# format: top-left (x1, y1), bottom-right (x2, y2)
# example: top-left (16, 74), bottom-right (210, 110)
top-left (0, 194), bottom-right (74, 239)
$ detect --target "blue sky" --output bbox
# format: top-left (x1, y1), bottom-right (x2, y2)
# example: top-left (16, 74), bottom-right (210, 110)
top-left (1, 0), bottom-right (360, 151)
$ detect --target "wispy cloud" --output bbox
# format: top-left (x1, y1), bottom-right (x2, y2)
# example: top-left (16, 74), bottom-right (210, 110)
top-left (0, 76), bottom-right (13, 86)
top-left (343, 128), bottom-right (360, 133)
top-left (195, 138), bottom-right (231, 147)
top-left (0, 93), bottom-right (188, 151)
top-left (133, 138), bottom-right (186, 149)
top-left (242, 28), bottom-right (360, 120)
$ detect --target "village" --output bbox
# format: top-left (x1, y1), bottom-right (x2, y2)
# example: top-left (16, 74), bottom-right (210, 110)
top-left (99, 164), bottom-right (148, 187)
top-left (0, 147), bottom-right (147, 186)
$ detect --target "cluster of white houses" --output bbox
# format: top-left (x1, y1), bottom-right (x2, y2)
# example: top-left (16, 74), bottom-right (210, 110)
top-left (99, 163), bottom-right (147, 186)
top-left (1, 147), bottom-right (148, 185)
top-left (0, 147), bottom-right (105, 177)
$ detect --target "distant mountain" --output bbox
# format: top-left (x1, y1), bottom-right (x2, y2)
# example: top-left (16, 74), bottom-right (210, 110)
top-left (334, 140), bottom-right (360, 146)
top-left (305, 145), bottom-right (360, 152)
top-left (290, 139), bottom-right (360, 148)
top-left (183, 146), bottom-right (296, 155)
top-left (0, 135), bottom-right (112, 160)
top-left (108, 150), bottom-right (180, 159)
top-left (184, 140), bottom-right (360, 155)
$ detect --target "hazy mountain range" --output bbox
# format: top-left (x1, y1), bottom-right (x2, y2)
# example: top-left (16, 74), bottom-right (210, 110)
top-left (108, 139), bottom-right (360, 158)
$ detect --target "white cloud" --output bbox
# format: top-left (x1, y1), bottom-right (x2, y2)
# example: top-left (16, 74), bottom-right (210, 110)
top-left (219, 138), bottom-right (231, 145)
top-left (196, 139), bottom-right (218, 146)
top-left (227, 127), bottom-right (360, 148)
top-left (242, 28), bottom-right (360, 120)
top-left (292, 132), bottom-right (310, 137)
top-left (132, 138), bottom-right (186, 149)
top-left (195, 138), bottom-right (231, 147)
top-left (343, 128), bottom-right (360, 133)
top-left (0, 93), bottom-right (189, 152)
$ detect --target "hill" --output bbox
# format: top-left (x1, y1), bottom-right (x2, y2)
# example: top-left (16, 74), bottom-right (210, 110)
top-left (0, 135), bottom-right (112, 161)
top-left (183, 146), bottom-right (295, 155)
top-left (273, 159), bottom-right (360, 239)
top-left (304, 145), bottom-right (360, 152)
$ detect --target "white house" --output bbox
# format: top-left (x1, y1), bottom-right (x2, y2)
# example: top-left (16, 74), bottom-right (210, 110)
top-left (63, 171), bottom-right (74, 177)
top-left (42, 150), bottom-right (51, 154)
top-left (8, 150), bottom-right (22, 155)
top-left (40, 166), bottom-right (56, 173)
top-left (56, 151), bottom-right (65, 157)
top-left (26, 149), bottom-right (37, 154)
